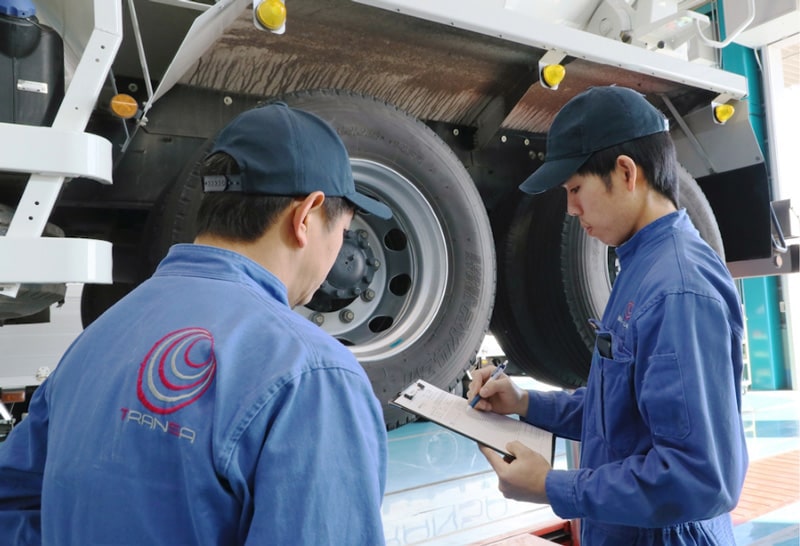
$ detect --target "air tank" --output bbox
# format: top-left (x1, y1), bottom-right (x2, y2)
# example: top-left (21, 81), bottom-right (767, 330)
top-left (0, 0), bottom-right (64, 126)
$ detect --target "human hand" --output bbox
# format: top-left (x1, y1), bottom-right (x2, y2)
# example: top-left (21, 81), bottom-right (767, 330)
top-left (466, 365), bottom-right (528, 416)
top-left (479, 441), bottom-right (551, 505)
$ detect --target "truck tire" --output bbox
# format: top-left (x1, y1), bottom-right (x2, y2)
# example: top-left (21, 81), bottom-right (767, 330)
top-left (492, 165), bottom-right (723, 387)
top-left (80, 283), bottom-right (136, 328)
top-left (145, 90), bottom-right (496, 429)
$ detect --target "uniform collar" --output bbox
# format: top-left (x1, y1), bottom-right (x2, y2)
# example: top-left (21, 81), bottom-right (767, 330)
top-left (155, 244), bottom-right (290, 306)
top-left (615, 209), bottom-right (688, 269)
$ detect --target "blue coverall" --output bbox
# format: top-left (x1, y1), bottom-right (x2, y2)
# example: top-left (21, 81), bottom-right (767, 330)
top-left (527, 210), bottom-right (748, 545)
top-left (0, 244), bottom-right (388, 545)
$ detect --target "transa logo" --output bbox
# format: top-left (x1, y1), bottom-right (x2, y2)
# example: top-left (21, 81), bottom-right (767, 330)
top-left (137, 327), bottom-right (217, 415)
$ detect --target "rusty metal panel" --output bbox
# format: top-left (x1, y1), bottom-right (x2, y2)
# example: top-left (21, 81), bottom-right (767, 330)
top-left (119, 0), bottom-right (716, 136)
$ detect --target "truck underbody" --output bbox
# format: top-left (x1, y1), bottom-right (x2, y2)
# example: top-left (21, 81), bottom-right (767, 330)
top-left (2, 0), bottom-right (795, 428)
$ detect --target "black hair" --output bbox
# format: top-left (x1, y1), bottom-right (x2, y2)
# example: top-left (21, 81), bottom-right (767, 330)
top-left (195, 152), bottom-right (355, 242)
top-left (576, 131), bottom-right (679, 207)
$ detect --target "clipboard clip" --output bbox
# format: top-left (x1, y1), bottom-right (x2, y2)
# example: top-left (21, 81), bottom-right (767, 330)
top-left (400, 381), bottom-right (426, 400)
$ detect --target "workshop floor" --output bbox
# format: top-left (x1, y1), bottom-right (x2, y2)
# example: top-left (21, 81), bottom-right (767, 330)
top-left (382, 386), bottom-right (800, 545)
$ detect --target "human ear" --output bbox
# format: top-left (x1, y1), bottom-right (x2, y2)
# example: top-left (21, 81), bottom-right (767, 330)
top-left (616, 155), bottom-right (638, 191)
top-left (291, 192), bottom-right (326, 247)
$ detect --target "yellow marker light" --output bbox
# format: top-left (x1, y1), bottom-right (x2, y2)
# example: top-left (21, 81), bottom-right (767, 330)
top-left (713, 103), bottom-right (735, 124)
top-left (540, 64), bottom-right (566, 89)
top-left (255, 0), bottom-right (286, 32)
top-left (110, 94), bottom-right (138, 119)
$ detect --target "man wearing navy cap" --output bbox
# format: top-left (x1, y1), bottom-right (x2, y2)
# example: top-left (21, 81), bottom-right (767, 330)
top-left (0, 103), bottom-right (391, 544)
top-left (468, 86), bottom-right (748, 545)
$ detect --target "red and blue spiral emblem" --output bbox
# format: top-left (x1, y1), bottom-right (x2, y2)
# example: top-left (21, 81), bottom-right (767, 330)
top-left (137, 327), bottom-right (217, 415)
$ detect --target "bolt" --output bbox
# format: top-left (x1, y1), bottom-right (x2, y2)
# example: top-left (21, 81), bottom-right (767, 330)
top-left (340, 309), bottom-right (355, 323)
top-left (223, 96), bottom-right (233, 106)
top-left (367, 259), bottom-right (381, 269)
top-left (524, 138), bottom-right (530, 146)
top-left (362, 288), bottom-right (376, 302)
top-left (500, 135), bottom-right (507, 143)
top-left (310, 313), bottom-right (325, 326)
top-left (357, 230), bottom-right (368, 239)
top-left (453, 128), bottom-right (460, 136)
top-left (128, 82), bottom-right (139, 92)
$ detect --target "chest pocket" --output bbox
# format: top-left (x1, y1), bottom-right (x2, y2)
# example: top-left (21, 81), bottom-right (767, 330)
top-left (594, 330), bottom-right (638, 455)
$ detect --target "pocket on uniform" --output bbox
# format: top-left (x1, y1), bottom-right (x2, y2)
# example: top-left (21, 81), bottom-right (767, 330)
top-left (598, 352), bottom-right (637, 454)
top-left (643, 353), bottom-right (690, 440)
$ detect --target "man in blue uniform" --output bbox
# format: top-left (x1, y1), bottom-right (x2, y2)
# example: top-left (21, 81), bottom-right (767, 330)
top-left (468, 86), bottom-right (748, 545)
top-left (0, 103), bottom-right (392, 545)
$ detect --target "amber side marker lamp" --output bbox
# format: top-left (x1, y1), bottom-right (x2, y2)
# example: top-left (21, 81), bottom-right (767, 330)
top-left (255, 0), bottom-right (286, 32)
top-left (110, 93), bottom-right (139, 120)
top-left (540, 64), bottom-right (566, 89)
top-left (713, 103), bottom-right (735, 124)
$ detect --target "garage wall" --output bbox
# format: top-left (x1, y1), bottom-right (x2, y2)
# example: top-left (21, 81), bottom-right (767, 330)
top-left (0, 284), bottom-right (84, 389)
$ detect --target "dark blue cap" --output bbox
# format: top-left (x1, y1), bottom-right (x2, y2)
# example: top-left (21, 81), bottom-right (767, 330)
top-left (0, 0), bottom-right (36, 17)
top-left (520, 86), bottom-right (669, 194)
top-left (205, 103), bottom-right (392, 220)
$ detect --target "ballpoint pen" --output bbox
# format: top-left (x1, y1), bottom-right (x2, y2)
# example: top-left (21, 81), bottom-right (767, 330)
top-left (468, 360), bottom-right (508, 408)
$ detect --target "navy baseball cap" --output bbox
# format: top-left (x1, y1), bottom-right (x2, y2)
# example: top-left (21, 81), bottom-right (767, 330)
top-left (520, 86), bottom-right (669, 194)
top-left (203, 102), bottom-right (392, 220)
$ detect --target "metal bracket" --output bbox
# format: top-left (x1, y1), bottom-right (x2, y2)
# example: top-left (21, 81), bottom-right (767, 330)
top-left (631, 10), bottom-right (710, 51)
top-left (770, 201), bottom-right (789, 254)
top-left (0, 0), bottom-right (121, 287)
top-left (144, 0), bottom-right (251, 115)
top-left (0, 401), bottom-right (12, 422)
top-left (0, 123), bottom-right (112, 184)
top-left (772, 199), bottom-right (800, 241)
top-left (149, 0), bottom-right (212, 10)
top-left (660, 93), bottom-right (718, 174)
top-left (0, 238), bottom-right (113, 284)
top-left (0, 401), bottom-right (13, 442)
top-left (727, 244), bottom-right (800, 279)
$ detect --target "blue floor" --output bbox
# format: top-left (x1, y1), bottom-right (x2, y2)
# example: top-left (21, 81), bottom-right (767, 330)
top-left (382, 387), bottom-right (800, 545)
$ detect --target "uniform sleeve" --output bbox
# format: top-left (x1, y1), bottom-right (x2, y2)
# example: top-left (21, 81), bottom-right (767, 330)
top-left (0, 380), bottom-right (49, 545)
top-left (525, 388), bottom-right (584, 441)
top-left (546, 292), bottom-right (748, 527)
top-left (229, 365), bottom-right (388, 545)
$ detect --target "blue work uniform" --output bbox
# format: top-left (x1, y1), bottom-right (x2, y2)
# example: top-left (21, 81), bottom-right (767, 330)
top-left (0, 244), bottom-right (388, 545)
top-left (527, 210), bottom-right (748, 545)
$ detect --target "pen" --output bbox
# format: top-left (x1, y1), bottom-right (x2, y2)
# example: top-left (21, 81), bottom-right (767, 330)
top-left (468, 361), bottom-right (507, 408)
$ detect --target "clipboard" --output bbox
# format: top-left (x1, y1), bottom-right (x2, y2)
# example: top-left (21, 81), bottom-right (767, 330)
top-left (390, 379), bottom-right (554, 461)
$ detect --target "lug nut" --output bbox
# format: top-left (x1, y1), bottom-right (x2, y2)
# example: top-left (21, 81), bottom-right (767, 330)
top-left (340, 309), bottom-right (355, 323)
top-left (310, 313), bottom-right (325, 326)
top-left (362, 289), bottom-right (376, 302)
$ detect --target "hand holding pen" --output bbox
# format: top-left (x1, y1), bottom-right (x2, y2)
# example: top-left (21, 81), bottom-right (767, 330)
top-left (467, 360), bottom-right (529, 416)
top-left (468, 361), bottom-right (507, 408)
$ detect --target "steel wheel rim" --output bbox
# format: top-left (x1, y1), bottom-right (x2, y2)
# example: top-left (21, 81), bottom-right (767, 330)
top-left (295, 159), bottom-right (448, 362)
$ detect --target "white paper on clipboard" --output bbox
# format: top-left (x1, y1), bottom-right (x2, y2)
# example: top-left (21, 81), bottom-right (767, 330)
top-left (390, 379), bottom-right (554, 460)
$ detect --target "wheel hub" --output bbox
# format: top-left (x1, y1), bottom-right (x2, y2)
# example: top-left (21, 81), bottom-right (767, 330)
top-left (310, 229), bottom-right (379, 310)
